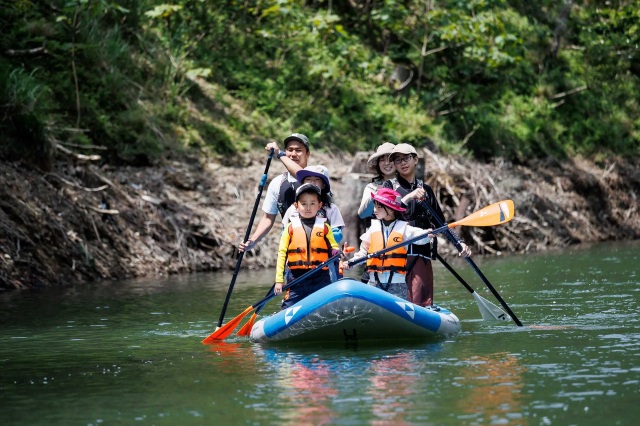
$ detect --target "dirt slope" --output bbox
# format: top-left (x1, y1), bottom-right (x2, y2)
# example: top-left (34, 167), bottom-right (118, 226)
top-left (1, 149), bottom-right (638, 291)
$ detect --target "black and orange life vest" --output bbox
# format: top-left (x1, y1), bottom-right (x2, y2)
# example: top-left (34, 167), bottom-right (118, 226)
top-left (287, 216), bottom-right (331, 270)
top-left (366, 220), bottom-right (408, 274)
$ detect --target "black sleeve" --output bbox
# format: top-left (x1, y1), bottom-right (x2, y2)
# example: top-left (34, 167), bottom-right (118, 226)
top-left (423, 185), bottom-right (445, 225)
top-left (422, 184), bottom-right (464, 245)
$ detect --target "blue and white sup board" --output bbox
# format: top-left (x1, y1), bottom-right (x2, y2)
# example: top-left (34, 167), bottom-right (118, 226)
top-left (250, 279), bottom-right (461, 344)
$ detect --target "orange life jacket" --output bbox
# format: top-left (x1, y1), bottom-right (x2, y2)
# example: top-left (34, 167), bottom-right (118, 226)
top-left (367, 220), bottom-right (407, 274)
top-left (287, 217), bottom-right (331, 270)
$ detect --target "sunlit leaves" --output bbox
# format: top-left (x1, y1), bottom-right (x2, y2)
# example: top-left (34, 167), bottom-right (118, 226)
top-left (145, 4), bottom-right (183, 19)
top-left (186, 68), bottom-right (212, 79)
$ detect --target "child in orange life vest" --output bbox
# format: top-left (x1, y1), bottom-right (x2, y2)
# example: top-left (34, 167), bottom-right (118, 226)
top-left (275, 183), bottom-right (340, 309)
top-left (341, 188), bottom-right (430, 300)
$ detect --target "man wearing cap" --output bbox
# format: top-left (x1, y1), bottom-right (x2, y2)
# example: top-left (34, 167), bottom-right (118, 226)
top-left (239, 133), bottom-right (311, 253)
top-left (384, 143), bottom-right (471, 307)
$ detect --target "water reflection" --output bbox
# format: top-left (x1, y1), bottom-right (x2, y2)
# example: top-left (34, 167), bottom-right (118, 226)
top-left (367, 352), bottom-right (417, 425)
top-left (204, 341), bottom-right (259, 374)
top-left (249, 342), bottom-right (447, 424)
top-left (254, 347), bottom-right (339, 424)
top-left (455, 352), bottom-right (526, 425)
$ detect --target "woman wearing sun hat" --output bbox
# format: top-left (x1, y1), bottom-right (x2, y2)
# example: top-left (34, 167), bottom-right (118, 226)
top-left (357, 142), bottom-right (397, 228)
top-left (341, 188), bottom-right (430, 300)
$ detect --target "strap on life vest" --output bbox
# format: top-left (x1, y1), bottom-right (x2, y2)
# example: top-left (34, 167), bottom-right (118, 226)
top-left (277, 173), bottom-right (300, 218)
top-left (287, 216), bottom-right (331, 269)
top-left (366, 220), bottom-right (408, 275)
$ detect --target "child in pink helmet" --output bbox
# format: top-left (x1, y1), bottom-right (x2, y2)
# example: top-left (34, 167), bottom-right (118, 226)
top-left (341, 188), bottom-right (430, 300)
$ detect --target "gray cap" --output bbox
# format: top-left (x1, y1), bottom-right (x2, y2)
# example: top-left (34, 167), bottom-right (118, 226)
top-left (284, 133), bottom-right (310, 151)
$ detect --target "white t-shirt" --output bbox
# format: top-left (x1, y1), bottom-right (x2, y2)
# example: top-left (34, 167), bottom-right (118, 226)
top-left (261, 173), bottom-right (298, 216)
top-left (282, 203), bottom-right (346, 229)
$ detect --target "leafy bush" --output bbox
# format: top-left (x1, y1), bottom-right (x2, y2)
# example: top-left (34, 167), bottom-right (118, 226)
top-left (1, 0), bottom-right (638, 168)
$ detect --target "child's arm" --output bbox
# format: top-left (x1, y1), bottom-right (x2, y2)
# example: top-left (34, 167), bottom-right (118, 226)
top-left (340, 232), bottom-right (370, 270)
top-left (326, 206), bottom-right (345, 243)
top-left (405, 224), bottom-right (431, 245)
top-left (324, 224), bottom-right (340, 250)
top-left (274, 226), bottom-right (291, 294)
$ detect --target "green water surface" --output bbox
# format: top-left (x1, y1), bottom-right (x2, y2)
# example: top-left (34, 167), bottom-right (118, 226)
top-left (1, 241), bottom-right (639, 425)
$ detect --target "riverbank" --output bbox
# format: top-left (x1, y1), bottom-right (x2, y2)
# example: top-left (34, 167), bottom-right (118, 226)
top-left (1, 149), bottom-right (638, 291)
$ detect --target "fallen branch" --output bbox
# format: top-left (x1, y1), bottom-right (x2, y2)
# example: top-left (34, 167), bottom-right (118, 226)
top-left (550, 85), bottom-right (587, 100)
top-left (5, 46), bottom-right (46, 56)
top-left (87, 205), bottom-right (119, 215)
top-left (58, 140), bottom-right (107, 150)
top-left (48, 173), bottom-right (108, 192)
top-left (88, 167), bottom-right (136, 205)
top-left (56, 144), bottom-right (102, 161)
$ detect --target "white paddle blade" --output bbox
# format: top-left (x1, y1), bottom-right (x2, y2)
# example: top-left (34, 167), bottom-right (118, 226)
top-left (473, 291), bottom-right (510, 322)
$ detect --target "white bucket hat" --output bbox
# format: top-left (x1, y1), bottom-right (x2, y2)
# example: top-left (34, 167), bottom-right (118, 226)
top-left (366, 142), bottom-right (396, 174)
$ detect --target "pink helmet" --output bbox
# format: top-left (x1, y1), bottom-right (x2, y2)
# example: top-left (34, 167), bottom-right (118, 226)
top-left (371, 188), bottom-right (406, 212)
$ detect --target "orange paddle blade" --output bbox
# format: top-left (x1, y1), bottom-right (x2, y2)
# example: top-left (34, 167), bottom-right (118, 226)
top-left (450, 200), bottom-right (515, 228)
top-left (202, 306), bottom-right (253, 344)
top-left (237, 312), bottom-right (258, 336)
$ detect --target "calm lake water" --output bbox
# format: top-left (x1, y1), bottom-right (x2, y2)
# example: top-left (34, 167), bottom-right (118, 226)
top-left (1, 241), bottom-right (639, 425)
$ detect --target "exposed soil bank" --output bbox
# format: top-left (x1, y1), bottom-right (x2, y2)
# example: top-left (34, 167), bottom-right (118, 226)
top-left (1, 149), bottom-right (638, 291)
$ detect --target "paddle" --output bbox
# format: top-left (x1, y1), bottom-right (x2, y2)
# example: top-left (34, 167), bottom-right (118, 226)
top-left (435, 253), bottom-right (509, 321)
top-left (203, 251), bottom-right (347, 343)
top-left (214, 149), bottom-right (274, 331)
top-left (347, 200), bottom-right (516, 268)
top-left (236, 284), bottom-right (274, 336)
top-left (418, 198), bottom-right (524, 326)
top-left (236, 246), bottom-right (356, 336)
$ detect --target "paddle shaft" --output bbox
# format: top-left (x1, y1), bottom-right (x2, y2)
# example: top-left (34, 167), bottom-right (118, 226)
top-left (435, 253), bottom-right (474, 294)
top-left (347, 230), bottom-right (431, 267)
top-left (249, 253), bottom-right (343, 310)
top-left (251, 283), bottom-right (275, 316)
top-left (250, 245), bottom-right (352, 320)
top-left (346, 205), bottom-right (504, 268)
top-left (216, 149), bottom-right (274, 328)
top-left (419, 199), bottom-right (523, 326)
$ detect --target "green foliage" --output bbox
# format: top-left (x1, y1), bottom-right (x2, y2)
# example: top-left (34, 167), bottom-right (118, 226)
top-left (1, 0), bottom-right (639, 168)
top-left (0, 60), bottom-right (55, 170)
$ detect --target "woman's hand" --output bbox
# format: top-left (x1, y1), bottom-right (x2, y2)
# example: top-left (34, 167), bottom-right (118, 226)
top-left (274, 282), bottom-right (284, 295)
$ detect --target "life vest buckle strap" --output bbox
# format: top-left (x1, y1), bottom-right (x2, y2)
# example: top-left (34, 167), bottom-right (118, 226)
top-left (287, 247), bottom-right (306, 254)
